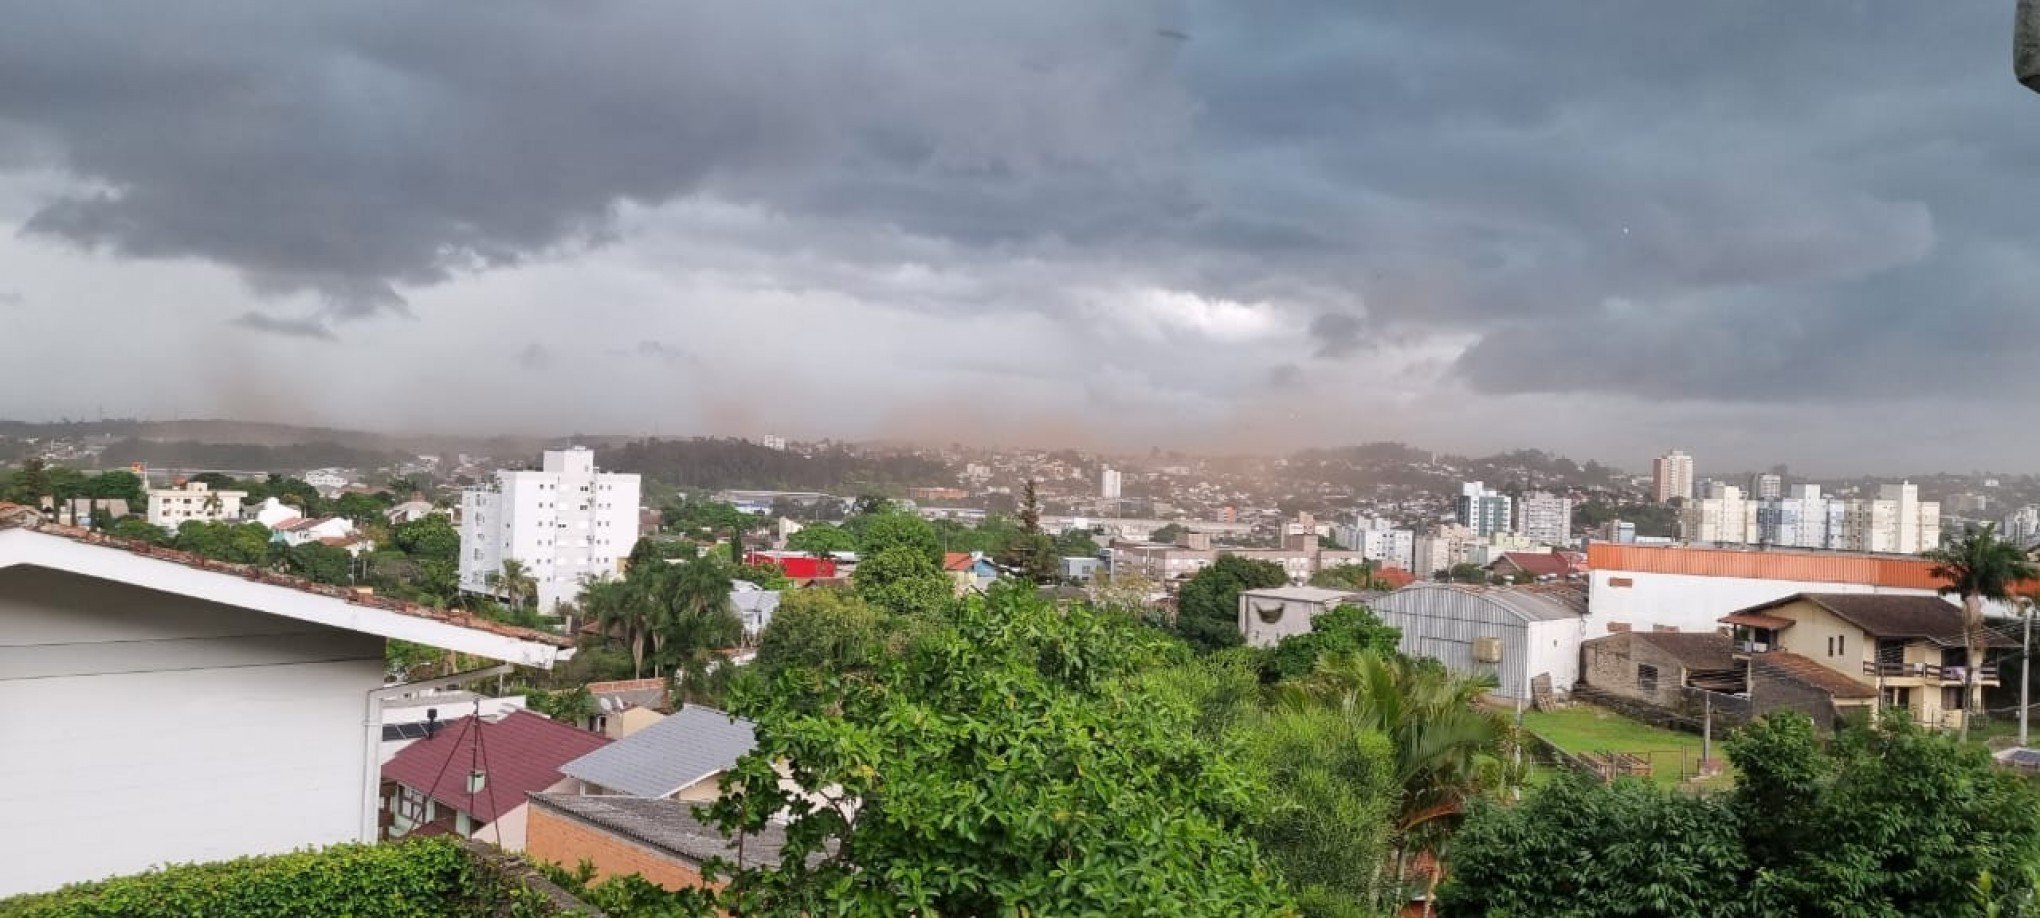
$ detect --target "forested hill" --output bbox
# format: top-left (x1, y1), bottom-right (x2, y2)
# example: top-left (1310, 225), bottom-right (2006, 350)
top-left (99, 438), bottom-right (403, 472)
top-left (603, 438), bottom-right (953, 494)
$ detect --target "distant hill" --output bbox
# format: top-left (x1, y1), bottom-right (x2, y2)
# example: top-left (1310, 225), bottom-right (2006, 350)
top-left (603, 437), bottom-right (952, 495)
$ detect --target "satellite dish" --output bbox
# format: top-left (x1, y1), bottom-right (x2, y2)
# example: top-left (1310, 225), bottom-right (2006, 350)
top-left (2020, 0), bottom-right (2040, 92)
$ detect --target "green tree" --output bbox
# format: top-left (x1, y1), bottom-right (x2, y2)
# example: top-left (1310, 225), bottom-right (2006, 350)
top-left (1174, 555), bottom-right (1288, 652)
top-left (331, 491), bottom-right (390, 526)
top-left (646, 552), bottom-right (742, 674)
top-left (584, 575), bottom-right (652, 679)
top-left (1442, 775), bottom-right (1748, 916)
top-left (853, 545), bottom-right (955, 617)
top-left (283, 541), bottom-right (353, 585)
top-left (1266, 604), bottom-right (1402, 681)
top-left (1053, 527), bottom-right (1101, 558)
top-left (1149, 522), bottom-right (1189, 544)
top-left (1235, 706), bottom-right (1400, 916)
top-left (785, 522), bottom-right (856, 555)
top-left (1924, 523), bottom-right (2039, 740)
top-left (172, 521), bottom-right (274, 565)
top-left (753, 588), bottom-right (888, 680)
top-left (485, 559), bottom-right (538, 610)
top-left (528, 685), bottom-right (599, 725)
top-left (737, 562), bottom-right (793, 591)
top-left (1309, 561), bottom-right (1390, 592)
top-left (1277, 652), bottom-right (1518, 896)
top-left (704, 585), bottom-right (1294, 915)
top-left (995, 531), bottom-right (1058, 584)
top-left (83, 469), bottom-right (144, 505)
top-left (856, 511), bottom-right (941, 564)
top-left (391, 514), bottom-right (460, 562)
top-left (108, 516), bottom-right (169, 544)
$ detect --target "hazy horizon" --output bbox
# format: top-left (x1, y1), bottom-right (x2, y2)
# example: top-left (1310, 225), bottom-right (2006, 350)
top-left (0, 4), bottom-right (2033, 475)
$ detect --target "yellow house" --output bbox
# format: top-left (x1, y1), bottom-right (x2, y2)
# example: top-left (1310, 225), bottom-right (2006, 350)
top-left (1721, 593), bottom-right (2011, 731)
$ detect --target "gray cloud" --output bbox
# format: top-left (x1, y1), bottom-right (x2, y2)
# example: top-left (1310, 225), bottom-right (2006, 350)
top-left (230, 312), bottom-right (335, 341)
top-left (0, 2), bottom-right (2034, 467)
top-left (514, 343), bottom-right (552, 371)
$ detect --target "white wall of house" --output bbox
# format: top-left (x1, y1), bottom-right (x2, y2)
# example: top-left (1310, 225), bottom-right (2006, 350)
top-left (0, 566), bottom-right (384, 897)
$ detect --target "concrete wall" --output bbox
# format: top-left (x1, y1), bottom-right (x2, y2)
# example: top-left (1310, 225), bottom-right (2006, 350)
top-left (1586, 569), bottom-right (1938, 637)
top-left (1238, 596), bottom-right (1338, 648)
top-left (526, 803), bottom-right (714, 893)
top-left (1581, 633), bottom-right (1695, 707)
top-left (0, 565), bottom-right (384, 897)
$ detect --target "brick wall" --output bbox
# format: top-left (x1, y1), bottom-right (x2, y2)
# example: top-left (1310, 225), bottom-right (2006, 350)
top-left (526, 803), bottom-right (717, 893)
top-left (1580, 633), bottom-right (1689, 708)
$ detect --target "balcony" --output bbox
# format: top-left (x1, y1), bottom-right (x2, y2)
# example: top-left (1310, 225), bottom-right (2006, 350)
top-left (1861, 661), bottom-right (1998, 683)
top-left (1737, 640), bottom-right (1771, 654)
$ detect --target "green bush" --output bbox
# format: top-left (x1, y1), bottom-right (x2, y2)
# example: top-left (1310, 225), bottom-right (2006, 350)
top-left (0, 838), bottom-right (561, 917)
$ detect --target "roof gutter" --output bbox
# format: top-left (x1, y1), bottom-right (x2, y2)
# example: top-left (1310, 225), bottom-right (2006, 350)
top-left (360, 663), bottom-right (514, 843)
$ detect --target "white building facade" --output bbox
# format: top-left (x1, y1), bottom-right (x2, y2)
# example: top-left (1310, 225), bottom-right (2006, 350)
top-left (1653, 450), bottom-right (1695, 504)
top-left (1513, 492), bottom-right (1573, 545)
top-left (145, 481), bottom-right (247, 529)
top-left (459, 448), bottom-right (642, 613)
top-left (1457, 482), bottom-right (1513, 538)
top-left (1100, 467), bottom-right (1123, 499)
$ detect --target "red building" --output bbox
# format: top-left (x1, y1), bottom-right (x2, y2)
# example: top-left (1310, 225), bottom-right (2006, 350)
top-left (744, 550), bottom-right (839, 579)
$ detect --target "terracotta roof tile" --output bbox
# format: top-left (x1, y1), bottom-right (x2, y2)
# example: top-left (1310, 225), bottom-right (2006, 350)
top-left (0, 502), bottom-right (568, 648)
top-left (1752, 651), bottom-right (1878, 700)
top-left (1626, 631), bottom-right (1738, 671)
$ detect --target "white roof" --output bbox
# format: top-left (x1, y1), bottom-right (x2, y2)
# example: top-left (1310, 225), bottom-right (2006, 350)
top-left (1239, 586), bottom-right (1365, 604)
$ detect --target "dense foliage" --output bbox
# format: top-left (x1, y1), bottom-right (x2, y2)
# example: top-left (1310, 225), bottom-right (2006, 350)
top-left (0, 838), bottom-right (570, 917)
top-left (99, 438), bottom-right (400, 472)
top-left (1174, 554), bottom-right (1289, 652)
top-left (706, 584), bottom-right (1296, 915)
top-left (1442, 712), bottom-right (2040, 916)
top-left (1264, 603), bottom-right (1402, 681)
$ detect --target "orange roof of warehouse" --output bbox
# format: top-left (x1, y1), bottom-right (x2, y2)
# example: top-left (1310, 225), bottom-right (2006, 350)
top-left (1587, 542), bottom-right (1951, 590)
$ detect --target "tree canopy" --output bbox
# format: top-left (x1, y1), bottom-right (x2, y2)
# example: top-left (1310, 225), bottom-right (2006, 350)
top-left (1174, 555), bottom-right (1288, 652)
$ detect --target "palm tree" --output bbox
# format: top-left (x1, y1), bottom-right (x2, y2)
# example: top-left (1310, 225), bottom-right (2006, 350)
top-left (583, 575), bottom-right (650, 678)
top-left (645, 553), bottom-right (740, 675)
top-left (484, 558), bottom-right (539, 611)
top-left (1273, 651), bottom-right (1519, 910)
top-left (1925, 523), bottom-right (2038, 740)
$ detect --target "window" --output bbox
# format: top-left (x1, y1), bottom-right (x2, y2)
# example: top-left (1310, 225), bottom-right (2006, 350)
top-left (1607, 577), bottom-right (1633, 588)
top-left (1837, 634), bottom-right (1845, 657)
top-left (1943, 686), bottom-right (1965, 711)
top-left (1637, 664), bottom-right (1659, 693)
top-left (1827, 636), bottom-right (1835, 656)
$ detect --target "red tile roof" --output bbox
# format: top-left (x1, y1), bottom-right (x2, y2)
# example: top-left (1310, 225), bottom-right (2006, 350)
top-left (0, 503), bottom-right (568, 647)
top-left (381, 710), bottom-right (610, 824)
top-left (1751, 651), bottom-right (1878, 700)
top-left (1492, 551), bottom-right (1575, 578)
top-left (1374, 566), bottom-right (1418, 589)
top-left (1588, 542), bottom-right (1953, 591)
top-left (942, 552), bottom-right (973, 572)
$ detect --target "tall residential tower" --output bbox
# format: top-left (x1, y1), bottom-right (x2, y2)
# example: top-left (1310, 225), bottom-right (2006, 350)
top-left (459, 447), bottom-right (642, 613)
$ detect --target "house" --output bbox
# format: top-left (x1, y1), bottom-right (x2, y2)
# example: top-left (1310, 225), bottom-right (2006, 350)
top-left (319, 533), bottom-right (377, 557)
top-left (1487, 550), bottom-right (1586, 582)
top-left (559, 706), bottom-right (757, 803)
top-left (1367, 583), bottom-right (1589, 701)
top-left (271, 515), bottom-right (356, 547)
top-left (1581, 631), bottom-right (1742, 709)
top-left (250, 496), bottom-right (303, 529)
top-left (526, 794), bottom-right (790, 893)
top-left (385, 500), bottom-right (439, 525)
top-left (730, 582), bottom-right (781, 641)
top-left (1060, 555), bottom-right (1105, 582)
top-left (1721, 593), bottom-right (2014, 730)
top-left (54, 497), bottom-right (129, 528)
top-left (145, 480), bottom-right (247, 528)
top-left (0, 503), bottom-right (569, 897)
top-left (380, 709), bottom-right (610, 850)
top-left (1237, 585), bottom-right (1374, 647)
top-left (380, 691), bottom-right (529, 763)
top-left (943, 551), bottom-right (999, 595)
top-left (585, 677), bottom-right (672, 739)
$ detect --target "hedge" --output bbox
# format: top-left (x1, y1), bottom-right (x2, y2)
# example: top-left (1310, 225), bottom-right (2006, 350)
top-left (0, 837), bottom-right (575, 917)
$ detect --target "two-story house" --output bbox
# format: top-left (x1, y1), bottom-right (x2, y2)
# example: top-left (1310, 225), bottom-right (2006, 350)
top-left (1721, 593), bottom-right (2013, 730)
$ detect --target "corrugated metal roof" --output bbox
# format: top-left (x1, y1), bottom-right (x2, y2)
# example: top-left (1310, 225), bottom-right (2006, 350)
top-left (559, 705), bottom-right (756, 798)
top-left (1588, 542), bottom-right (1948, 590)
top-left (1374, 582), bottom-right (1585, 623)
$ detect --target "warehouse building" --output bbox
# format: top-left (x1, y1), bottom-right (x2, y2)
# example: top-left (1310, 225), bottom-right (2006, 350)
top-left (1367, 583), bottom-right (1589, 701)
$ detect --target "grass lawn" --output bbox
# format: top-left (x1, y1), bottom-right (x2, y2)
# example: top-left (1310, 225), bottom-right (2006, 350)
top-left (1523, 704), bottom-right (1733, 791)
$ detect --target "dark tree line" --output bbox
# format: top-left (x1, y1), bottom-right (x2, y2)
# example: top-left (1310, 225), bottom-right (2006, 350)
top-left (605, 437), bottom-right (951, 493)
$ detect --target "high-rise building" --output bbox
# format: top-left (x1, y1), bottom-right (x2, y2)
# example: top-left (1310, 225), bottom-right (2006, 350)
top-left (1835, 481), bottom-right (1940, 554)
top-left (459, 447), bottom-right (642, 613)
top-left (1513, 492), bottom-right (1573, 545)
top-left (1332, 516), bottom-right (1416, 571)
top-left (1100, 467), bottom-right (1123, 500)
top-left (1652, 450), bottom-right (1695, 504)
top-left (2006, 505), bottom-right (2040, 547)
top-left (1681, 483), bottom-right (1751, 544)
top-left (1599, 520), bottom-right (1637, 543)
top-left (1755, 483), bottom-right (1836, 549)
top-left (1750, 473), bottom-right (1783, 501)
top-left (1457, 482), bottom-right (1513, 538)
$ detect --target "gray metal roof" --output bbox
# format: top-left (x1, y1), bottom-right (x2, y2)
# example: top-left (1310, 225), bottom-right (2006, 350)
top-left (1374, 582), bottom-right (1586, 623)
top-left (528, 793), bottom-right (792, 869)
top-left (559, 705), bottom-right (756, 798)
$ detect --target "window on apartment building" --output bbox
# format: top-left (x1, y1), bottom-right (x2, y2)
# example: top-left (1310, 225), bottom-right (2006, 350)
top-left (1837, 635), bottom-right (1845, 657)
top-left (1636, 664), bottom-right (1659, 693)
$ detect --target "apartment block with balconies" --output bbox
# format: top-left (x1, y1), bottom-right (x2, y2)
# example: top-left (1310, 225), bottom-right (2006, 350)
top-left (1721, 593), bottom-right (2012, 730)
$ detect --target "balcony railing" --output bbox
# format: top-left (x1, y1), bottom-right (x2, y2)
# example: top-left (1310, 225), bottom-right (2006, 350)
top-left (1737, 640), bottom-right (1771, 654)
top-left (1860, 661), bottom-right (1998, 682)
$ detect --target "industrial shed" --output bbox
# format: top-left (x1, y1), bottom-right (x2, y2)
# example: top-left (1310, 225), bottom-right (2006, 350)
top-left (1367, 583), bottom-right (1589, 701)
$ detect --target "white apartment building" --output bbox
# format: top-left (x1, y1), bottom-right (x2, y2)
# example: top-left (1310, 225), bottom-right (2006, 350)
top-left (1756, 484), bottom-right (1842, 549)
top-left (1414, 524), bottom-right (1483, 576)
top-left (1681, 483), bottom-right (1752, 544)
top-left (459, 447), bottom-right (642, 613)
top-left (145, 482), bottom-right (247, 529)
top-left (1838, 482), bottom-right (1940, 554)
top-left (1513, 492), bottom-right (1573, 545)
top-left (1332, 517), bottom-right (1417, 571)
top-left (2006, 505), bottom-right (2040, 546)
top-left (1100, 467), bottom-right (1123, 500)
top-left (1653, 450), bottom-right (1695, 504)
top-left (1457, 482), bottom-right (1513, 538)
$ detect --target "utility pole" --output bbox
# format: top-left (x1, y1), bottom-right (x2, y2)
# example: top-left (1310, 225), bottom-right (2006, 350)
top-left (2022, 597), bottom-right (2034, 747)
top-left (1701, 691), bottom-right (1713, 768)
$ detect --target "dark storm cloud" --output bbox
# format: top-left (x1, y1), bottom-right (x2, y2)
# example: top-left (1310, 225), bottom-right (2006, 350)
top-left (0, 1), bottom-right (2034, 409)
top-left (229, 312), bottom-right (335, 341)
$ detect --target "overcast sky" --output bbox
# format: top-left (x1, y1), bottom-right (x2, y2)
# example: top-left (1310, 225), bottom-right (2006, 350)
top-left (0, 2), bottom-right (2033, 474)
